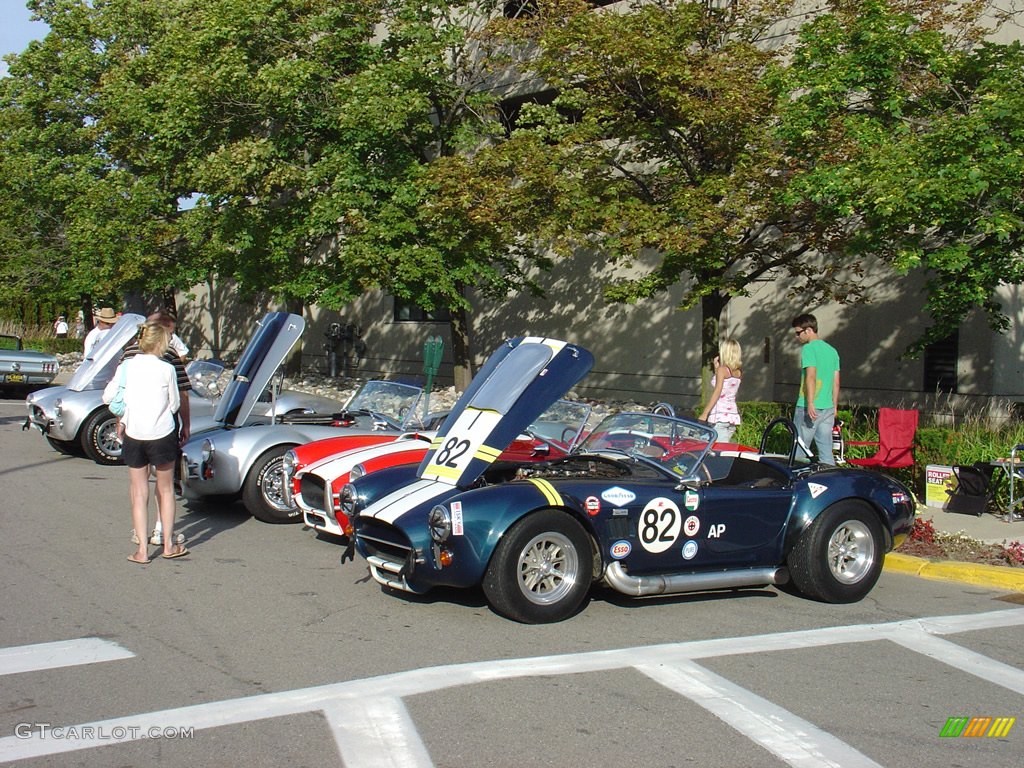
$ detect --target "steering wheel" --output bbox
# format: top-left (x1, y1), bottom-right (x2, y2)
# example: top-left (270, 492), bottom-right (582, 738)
top-left (561, 427), bottom-right (578, 444)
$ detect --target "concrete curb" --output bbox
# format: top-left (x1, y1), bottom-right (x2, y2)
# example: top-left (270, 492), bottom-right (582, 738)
top-left (884, 552), bottom-right (1024, 592)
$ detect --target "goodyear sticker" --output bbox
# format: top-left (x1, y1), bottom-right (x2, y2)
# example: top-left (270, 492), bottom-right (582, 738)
top-left (585, 496), bottom-right (601, 516)
top-left (682, 540), bottom-right (698, 560)
top-left (684, 489), bottom-right (700, 511)
top-left (602, 486), bottom-right (637, 505)
top-left (684, 515), bottom-right (700, 537)
top-left (808, 482), bottom-right (828, 499)
top-left (610, 540), bottom-right (631, 559)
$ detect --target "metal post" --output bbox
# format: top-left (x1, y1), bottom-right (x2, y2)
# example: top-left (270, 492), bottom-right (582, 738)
top-left (422, 336), bottom-right (443, 425)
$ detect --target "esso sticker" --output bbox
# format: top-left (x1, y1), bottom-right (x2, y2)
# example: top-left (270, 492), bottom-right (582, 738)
top-left (684, 515), bottom-right (700, 537)
top-left (682, 540), bottom-right (699, 560)
top-left (638, 497), bottom-right (682, 553)
top-left (610, 540), bottom-right (631, 559)
top-left (585, 496), bottom-right (601, 516)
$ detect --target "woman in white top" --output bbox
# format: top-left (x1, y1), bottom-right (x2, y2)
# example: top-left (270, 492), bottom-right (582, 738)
top-left (104, 322), bottom-right (188, 563)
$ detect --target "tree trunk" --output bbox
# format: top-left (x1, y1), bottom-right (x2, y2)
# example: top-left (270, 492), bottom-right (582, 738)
top-left (700, 290), bottom-right (729, 405)
top-left (449, 294), bottom-right (473, 393)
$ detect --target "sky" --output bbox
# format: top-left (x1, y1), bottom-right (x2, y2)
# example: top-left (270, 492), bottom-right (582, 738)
top-left (1, 0), bottom-right (49, 77)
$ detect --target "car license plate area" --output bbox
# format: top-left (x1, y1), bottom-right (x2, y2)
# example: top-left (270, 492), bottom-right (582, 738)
top-left (3, 373), bottom-right (26, 383)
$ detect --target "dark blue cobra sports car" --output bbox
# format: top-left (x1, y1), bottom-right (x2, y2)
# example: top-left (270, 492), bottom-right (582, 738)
top-left (348, 337), bottom-right (916, 623)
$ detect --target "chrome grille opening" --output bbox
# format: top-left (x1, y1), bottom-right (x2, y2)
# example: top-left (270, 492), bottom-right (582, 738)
top-left (299, 474), bottom-right (326, 512)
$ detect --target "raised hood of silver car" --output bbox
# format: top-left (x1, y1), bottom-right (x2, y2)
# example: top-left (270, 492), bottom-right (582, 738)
top-left (212, 312), bottom-right (305, 428)
top-left (66, 313), bottom-right (146, 392)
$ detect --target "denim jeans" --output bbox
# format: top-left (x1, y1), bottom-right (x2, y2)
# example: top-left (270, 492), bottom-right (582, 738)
top-left (794, 406), bottom-right (836, 465)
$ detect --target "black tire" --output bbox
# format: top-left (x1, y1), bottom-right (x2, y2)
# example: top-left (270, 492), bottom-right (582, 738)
top-left (788, 501), bottom-right (884, 603)
top-left (482, 510), bottom-right (594, 624)
top-left (242, 446), bottom-right (301, 524)
top-left (46, 436), bottom-right (82, 457)
top-left (81, 408), bottom-right (123, 465)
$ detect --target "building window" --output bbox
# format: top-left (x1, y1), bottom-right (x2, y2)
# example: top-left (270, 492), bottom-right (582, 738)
top-left (393, 299), bottom-right (451, 323)
top-left (923, 332), bottom-right (958, 394)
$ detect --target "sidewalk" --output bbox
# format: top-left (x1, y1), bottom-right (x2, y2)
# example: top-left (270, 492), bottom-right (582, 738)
top-left (883, 503), bottom-right (1024, 592)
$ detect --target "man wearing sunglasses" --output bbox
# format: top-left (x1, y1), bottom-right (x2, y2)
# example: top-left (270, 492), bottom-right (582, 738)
top-left (792, 313), bottom-right (841, 464)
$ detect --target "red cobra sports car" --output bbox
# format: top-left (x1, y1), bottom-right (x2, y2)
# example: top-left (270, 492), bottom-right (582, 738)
top-left (283, 400), bottom-right (594, 539)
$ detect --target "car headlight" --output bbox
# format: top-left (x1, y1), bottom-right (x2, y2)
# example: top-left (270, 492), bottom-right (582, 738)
top-left (200, 438), bottom-right (215, 464)
top-left (428, 505), bottom-right (452, 543)
top-left (339, 484), bottom-right (359, 517)
top-left (350, 463), bottom-right (366, 482)
top-left (282, 449), bottom-right (298, 479)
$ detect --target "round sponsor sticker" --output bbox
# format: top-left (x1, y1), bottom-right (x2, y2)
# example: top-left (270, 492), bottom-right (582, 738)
top-left (638, 497), bottom-right (682, 553)
top-left (585, 496), bottom-right (601, 516)
top-left (681, 540), bottom-right (698, 560)
top-left (610, 540), bottom-right (631, 559)
top-left (684, 515), bottom-right (700, 537)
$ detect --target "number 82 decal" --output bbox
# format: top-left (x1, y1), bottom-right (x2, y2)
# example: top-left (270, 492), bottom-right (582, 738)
top-left (638, 497), bottom-right (682, 553)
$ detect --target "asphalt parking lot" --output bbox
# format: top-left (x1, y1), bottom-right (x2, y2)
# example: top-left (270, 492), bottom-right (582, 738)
top-left (2, 395), bottom-right (1023, 767)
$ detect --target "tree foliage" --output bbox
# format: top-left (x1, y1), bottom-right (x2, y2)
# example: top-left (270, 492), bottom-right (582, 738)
top-left (481, 0), bottom-right (1024, 367)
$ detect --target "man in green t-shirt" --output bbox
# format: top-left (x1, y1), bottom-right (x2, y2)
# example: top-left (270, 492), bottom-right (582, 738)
top-left (792, 313), bottom-right (841, 464)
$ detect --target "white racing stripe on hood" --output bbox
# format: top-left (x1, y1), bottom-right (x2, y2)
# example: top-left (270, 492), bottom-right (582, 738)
top-left (310, 438), bottom-right (434, 483)
top-left (363, 479), bottom-right (452, 525)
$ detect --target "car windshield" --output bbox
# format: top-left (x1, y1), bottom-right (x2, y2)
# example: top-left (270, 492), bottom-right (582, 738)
top-left (343, 380), bottom-right (425, 429)
top-left (187, 360), bottom-right (229, 400)
top-left (578, 412), bottom-right (717, 478)
top-left (524, 400), bottom-right (592, 450)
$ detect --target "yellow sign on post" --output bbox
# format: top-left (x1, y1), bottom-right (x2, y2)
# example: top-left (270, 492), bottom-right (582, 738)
top-left (924, 464), bottom-right (955, 508)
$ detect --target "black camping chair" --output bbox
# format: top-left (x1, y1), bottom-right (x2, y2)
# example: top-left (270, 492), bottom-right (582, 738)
top-left (945, 463), bottom-right (994, 517)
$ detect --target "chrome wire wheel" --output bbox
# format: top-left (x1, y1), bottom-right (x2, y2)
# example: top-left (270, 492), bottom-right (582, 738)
top-left (827, 519), bottom-right (876, 584)
top-left (516, 531), bottom-right (580, 606)
top-left (97, 420), bottom-right (123, 459)
top-left (260, 457), bottom-right (291, 513)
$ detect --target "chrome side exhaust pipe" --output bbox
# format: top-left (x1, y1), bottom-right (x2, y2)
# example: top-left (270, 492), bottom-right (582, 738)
top-left (604, 562), bottom-right (789, 597)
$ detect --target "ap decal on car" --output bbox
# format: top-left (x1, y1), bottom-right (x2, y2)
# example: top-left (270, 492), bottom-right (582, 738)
top-left (601, 486), bottom-right (636, 505)
top-left (639, 497), bottom-right (681, 553)
top-left (808, 482), bottom-right (829, 498)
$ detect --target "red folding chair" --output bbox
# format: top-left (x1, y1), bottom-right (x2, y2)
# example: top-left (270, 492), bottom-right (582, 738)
top-left (847, 408), bottom-right (918, 469)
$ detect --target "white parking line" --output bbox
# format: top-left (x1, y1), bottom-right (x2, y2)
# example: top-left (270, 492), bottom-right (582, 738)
top-left (2, 608), bottom-right (1022, 765)
top-left (0, 638), bottom-right (133, 676)
top-left (637, 661), bottom-right (884, 768)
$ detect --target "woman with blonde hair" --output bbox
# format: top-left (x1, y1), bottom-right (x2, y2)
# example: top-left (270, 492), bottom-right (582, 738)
top-left (699, 338), bottom-right (743, 444)
top-left (103, 321), bottom-right (187, 563)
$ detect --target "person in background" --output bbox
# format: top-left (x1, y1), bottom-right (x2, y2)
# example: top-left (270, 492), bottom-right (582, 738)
top-left (103, 321), bottom-right (188, 563)
top-left (83, 307), bottom-right (117, 358)
top-left (792, 312), bottom-right (841, 464)
top-left (73, 311), bottom-right (85, 339)
top-left (121, 309), bottom-right (192, 547)
top-left (699, 339), bottom-right (743, 444)
top-left (53, 316), bottom-right (69, 338)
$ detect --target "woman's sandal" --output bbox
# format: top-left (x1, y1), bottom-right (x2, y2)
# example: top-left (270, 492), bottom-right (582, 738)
top-left (162, 544), bottom-right (189, 560)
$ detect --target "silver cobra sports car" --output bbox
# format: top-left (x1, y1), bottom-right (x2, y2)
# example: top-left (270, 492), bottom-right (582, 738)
top-left (24, 312), bottom-right (341, 465)
top-left (180, 311), bottom-right (446, 524)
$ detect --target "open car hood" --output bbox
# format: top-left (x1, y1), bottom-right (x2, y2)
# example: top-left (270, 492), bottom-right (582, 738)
top-left (67, 313), bottom-right (146, 391)
top-left (416, 336), bottom-right (594, 488)
top-left (213, 312), bottom-right (305, 427)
